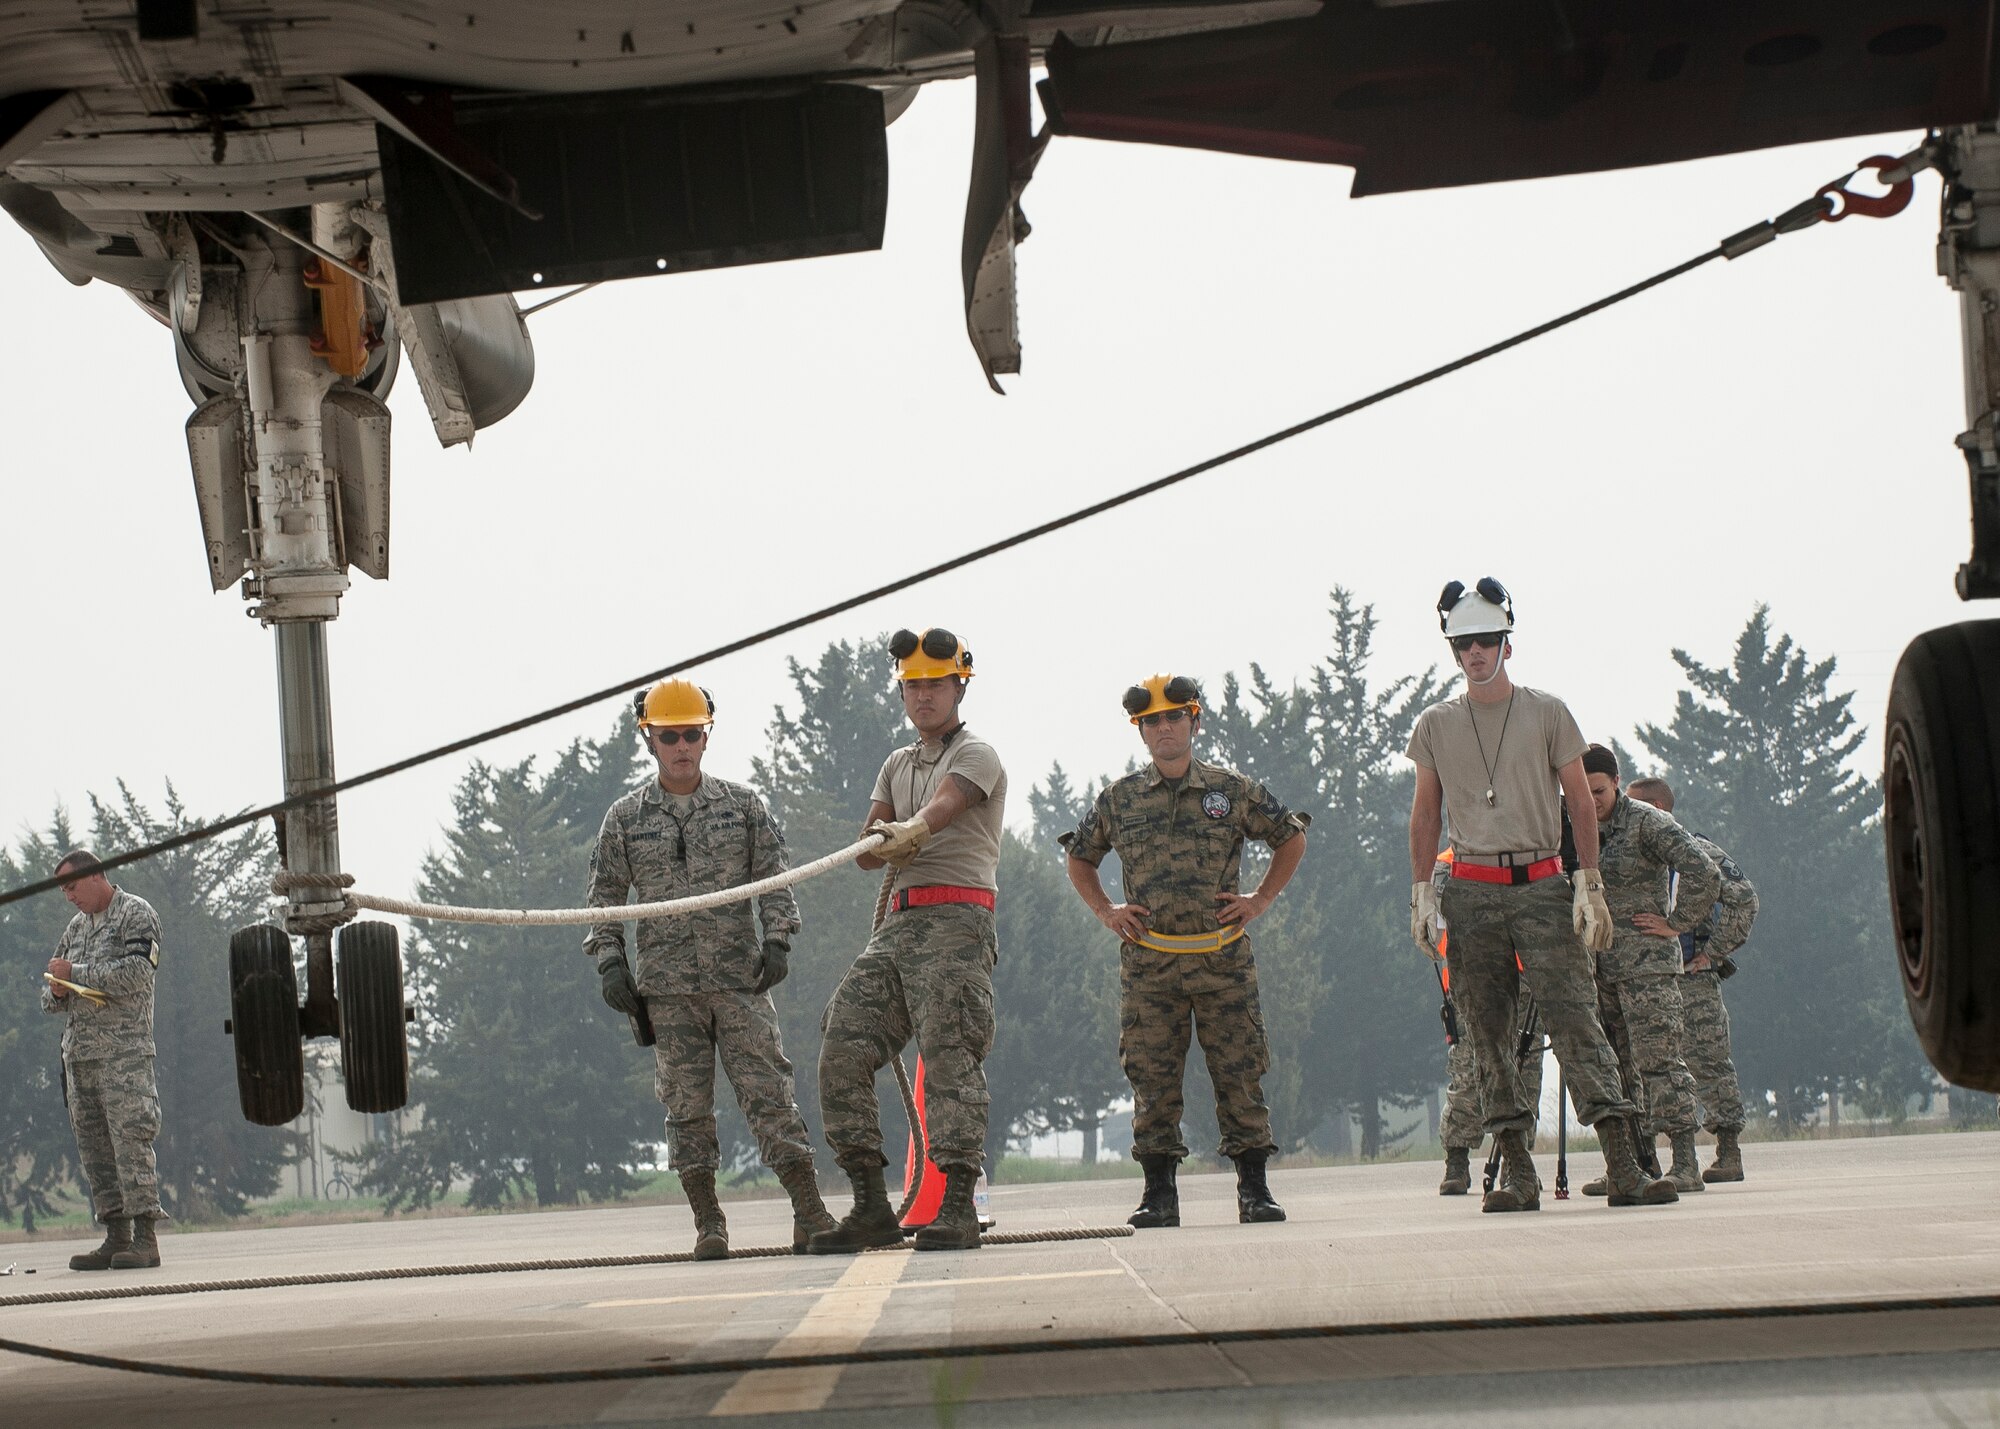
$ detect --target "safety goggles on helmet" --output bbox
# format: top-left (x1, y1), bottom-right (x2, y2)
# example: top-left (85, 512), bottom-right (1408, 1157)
top-left (890, 627), bottom-right (974, 682)
top-left (1124, 674), bottom-right (1202, 725)
top-left (1437, 577), bottom-right (1515, 640)
top-left (648, 727), bottom-right (706, 746)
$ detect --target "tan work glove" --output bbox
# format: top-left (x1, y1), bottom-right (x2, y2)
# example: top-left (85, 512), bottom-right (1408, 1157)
top-left (1410, 881), bottom-right (1442, 961)
top-left (1573, 868), bottom-right (1613, 953)
top-left (868, 815), bottom-right (932, 868)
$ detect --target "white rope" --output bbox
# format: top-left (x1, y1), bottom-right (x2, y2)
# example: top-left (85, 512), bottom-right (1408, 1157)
top-left (347, 835), bottom-right (884, 927)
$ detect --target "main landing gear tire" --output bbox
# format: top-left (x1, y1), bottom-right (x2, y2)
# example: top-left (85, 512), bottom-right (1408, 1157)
top-left (228, 925), bottom-right (305, 1125)
top-left (337, 921), bottom-right (409, 1113)
top-left (1885, 622), bottom-right (2000, 1092)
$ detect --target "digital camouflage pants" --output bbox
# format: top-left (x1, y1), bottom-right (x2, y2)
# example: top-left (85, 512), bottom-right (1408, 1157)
top-left (67, 1053), bottom-right (163, 1223)
top-left (1441, 994), bottom-right (1543, 1150)
top-left (648, 991), bottom-right (816, 1174)
top-left (1679, 969), bottom-right (1746, 1132)
top-left (818, 903), bottom-right (997, 1173)
top-left (1438, 875), bottom-right (1635, 1133)
top-left (1120, 942), bottom-right (1275, 1161)
top-left (1594, 971), bottom-right (1698, 1137)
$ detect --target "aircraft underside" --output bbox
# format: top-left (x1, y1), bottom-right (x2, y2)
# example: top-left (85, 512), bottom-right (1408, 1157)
top-left (2, 0), bottom-right (1999, 1117)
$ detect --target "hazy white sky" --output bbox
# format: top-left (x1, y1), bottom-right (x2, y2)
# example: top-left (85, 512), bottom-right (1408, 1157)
top-left (0, 79), bottom-right (1974, 908)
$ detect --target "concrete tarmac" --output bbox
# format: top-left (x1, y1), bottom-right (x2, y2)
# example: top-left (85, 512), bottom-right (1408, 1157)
top-left (1, 1132), bottom-right (1996, 1426)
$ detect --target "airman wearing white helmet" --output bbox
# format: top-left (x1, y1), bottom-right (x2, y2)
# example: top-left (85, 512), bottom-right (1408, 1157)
top-left (1405, 579), bottom-right (1677, 1213)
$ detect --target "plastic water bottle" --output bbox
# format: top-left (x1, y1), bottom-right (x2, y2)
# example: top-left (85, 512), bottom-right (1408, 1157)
top-left (974, 1165), bottom-right (994, 1229)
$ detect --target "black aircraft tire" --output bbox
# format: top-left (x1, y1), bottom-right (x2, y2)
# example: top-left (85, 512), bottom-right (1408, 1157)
top-left (228, 925), bottom-right (305, 1126)
top-left (1885, 622), bottom-right (2000, 1092)
top-left (337, 922), bottom-right (409, 1113)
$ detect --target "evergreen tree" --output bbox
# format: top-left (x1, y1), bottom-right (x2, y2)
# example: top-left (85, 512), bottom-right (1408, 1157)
top-left (1636, 607), bottom-right (1932, 1126)
top-left (354, 746), bottom-right (656, 1209)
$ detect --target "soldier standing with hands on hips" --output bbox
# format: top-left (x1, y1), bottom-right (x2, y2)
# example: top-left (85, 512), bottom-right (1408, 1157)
top-left (811, 628), bottom-right (1007, 1255)
top-left (1406, 579), bottom-right (1677, 1212)
top-left (41, 851), bottom-right (169, 1270)
top-left (1063, 675), bottom-right (1309, 1230)
top-left (584, 679), bottom-right (836, 1259)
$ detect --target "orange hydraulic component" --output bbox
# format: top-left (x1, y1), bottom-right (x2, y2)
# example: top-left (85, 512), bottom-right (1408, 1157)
top-left (303, 257), bottom-right (374, 378)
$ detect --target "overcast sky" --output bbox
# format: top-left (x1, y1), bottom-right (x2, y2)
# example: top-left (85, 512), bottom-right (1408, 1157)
top-left (0, 80), bottom-right (1972, 911)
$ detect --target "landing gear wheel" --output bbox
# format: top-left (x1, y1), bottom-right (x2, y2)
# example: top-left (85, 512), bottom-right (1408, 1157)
top-left (337, 921), bottom-right (409, 1113)
top-left (229, 924), bottom-right (305, 1125)
top-left (1885, 622), bottom-right (2000, 1091)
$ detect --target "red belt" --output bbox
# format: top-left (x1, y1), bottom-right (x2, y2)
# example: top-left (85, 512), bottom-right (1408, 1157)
top-left (1450, 857), bottom-right (1564, 887)
top-left (892, 885), bottom-right (996, 912)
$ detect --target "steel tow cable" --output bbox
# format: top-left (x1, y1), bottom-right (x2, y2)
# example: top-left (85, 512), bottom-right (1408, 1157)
top-left (0, 143), bottom-right (1929, 910)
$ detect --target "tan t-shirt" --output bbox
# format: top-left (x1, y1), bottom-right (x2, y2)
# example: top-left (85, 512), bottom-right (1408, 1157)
top-left (871, 726), bottom-right (1008, 893)
top-left (1406, 684), bottom-right (1586, 857)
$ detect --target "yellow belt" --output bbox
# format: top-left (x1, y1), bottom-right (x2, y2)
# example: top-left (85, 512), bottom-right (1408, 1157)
top-left (1130, 926), bottom-right (1246, 955)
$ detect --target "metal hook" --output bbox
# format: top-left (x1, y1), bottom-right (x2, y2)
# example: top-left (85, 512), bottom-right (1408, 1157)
top-left (1816, 156), bottom-right (1916, 222)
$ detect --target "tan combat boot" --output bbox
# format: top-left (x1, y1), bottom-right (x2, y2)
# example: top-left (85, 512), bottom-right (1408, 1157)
top-left (109, 1217), bottom-right (160, 1269)
top-left (1598, 1117), bottom-right (1678, 1207)
top-left (1480, 1129), bottom-right (1540, 1213)
top-left (1703, 1126), bottom-right (1746, 1183)
top-left (913, 1166), bottom-right (982, 1251)
top-left (808, 1156), bottom-right (906, 1255)
top-left (69, 1219), bottom-right (130, 1271)
top-left (775, 1160), bottom-right (838, 1254)
top-left (1438, 1147), bottom-right (1472, 1196)
top-left (1667, 1130), bottom-right (1706, 1193)
top-left (679, 1168), bottom-right (730, 1261)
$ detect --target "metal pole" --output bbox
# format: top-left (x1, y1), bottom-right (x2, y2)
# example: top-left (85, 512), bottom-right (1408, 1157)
top-left (275, 621), bottom-right (342, 1036)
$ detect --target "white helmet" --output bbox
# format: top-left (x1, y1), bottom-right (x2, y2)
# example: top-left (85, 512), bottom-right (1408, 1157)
top-left (1438, 578), bottom-right (1515, 639)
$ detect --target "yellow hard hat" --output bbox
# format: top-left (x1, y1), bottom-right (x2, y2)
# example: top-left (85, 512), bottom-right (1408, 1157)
top-left (1123, 674), bottom-right (1201, 724)
top-left (637, 678), bottom-right (715, 728)
top-left (890, 628), bottom-right (974, 682)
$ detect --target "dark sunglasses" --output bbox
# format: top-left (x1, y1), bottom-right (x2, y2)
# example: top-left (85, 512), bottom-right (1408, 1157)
top-left (1449, 633), bottom-right (1505, 654)
top-left (649, 727), bottom-right (706, 746)
top-left (1137, 708), bottom-right (1191, 728)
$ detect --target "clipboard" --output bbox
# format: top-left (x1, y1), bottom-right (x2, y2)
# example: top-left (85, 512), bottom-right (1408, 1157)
top-left (43, 972), bottom-right (107, 1005)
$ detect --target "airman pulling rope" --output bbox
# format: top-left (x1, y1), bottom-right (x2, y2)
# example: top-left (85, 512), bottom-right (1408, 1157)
top-left (0, 144), bottom-right (1931, 911)
top-left (0, 1287), bottom-right (1990, 1389)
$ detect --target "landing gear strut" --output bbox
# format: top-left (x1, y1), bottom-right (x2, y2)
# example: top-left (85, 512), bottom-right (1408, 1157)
top-left (1888, 127), bottom-right (2000, 1092)
top-left (200, 207), bottom-right (410, 1124)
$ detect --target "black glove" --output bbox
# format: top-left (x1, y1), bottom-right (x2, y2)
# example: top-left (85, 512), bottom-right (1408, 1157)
top-left (1439, 993), bottom-right (1460, 1047)
top-left (753, 939), bottom-right (791, 995)
top-left (597, 953), bottom-right (642, 1016)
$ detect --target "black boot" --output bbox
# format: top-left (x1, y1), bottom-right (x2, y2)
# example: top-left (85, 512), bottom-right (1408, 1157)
top-left (1232, 1149), bottom-right (1286, 1223)
top-left (109, 1217), bottom-right (160, 1269)
top-left (775, 1160), bottom-right (838, 1254)
top-left (1638, 1127), bottom-right (1663, 1180)
top-left (679, 1168), bottom-right (730, 1261)
top-left (807, 1156), bottom-right (906, 1255)
top-left (1130, 1155), bottom-right (1181, 1228)
top-left (913, 1167), bottom-right (982, 1252)
top-left (69, 1219), bottom-right (130, 1271)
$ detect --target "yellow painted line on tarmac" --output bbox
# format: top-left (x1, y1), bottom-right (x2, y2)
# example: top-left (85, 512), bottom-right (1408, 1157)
top-left (706, 1249), bottom-right (909, 1417)
top-left (592, 1267), bottom-right (1120, 1311)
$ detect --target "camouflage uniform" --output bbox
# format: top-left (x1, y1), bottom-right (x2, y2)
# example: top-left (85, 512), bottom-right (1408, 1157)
top-left (585, 775), bottom-right (812, 1174)
top-left (1440, 997), bottom-right (1543, 1150)
top-left (1062, 760), bottom-right (1309, 1160)
top-left (39, 889), bottom-right (165, 1224)
top-left (1680, 834), bottom-right (1759, 1133)
top-left (819, 728), bottom-right (1007, 1174)
top-left (1590, 794), bottom-right (1720, 1138)
top-left (1411, 687), bottom-right (1637, 1136)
